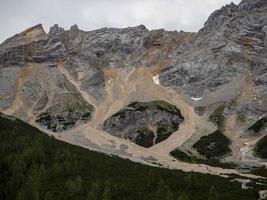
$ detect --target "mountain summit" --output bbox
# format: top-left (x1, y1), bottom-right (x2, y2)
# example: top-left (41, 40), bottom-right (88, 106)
top-left (0, 1), bottom-right (266, 173)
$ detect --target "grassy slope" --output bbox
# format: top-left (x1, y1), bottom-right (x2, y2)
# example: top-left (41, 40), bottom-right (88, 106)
top-left (129, 101), bottom-right (182, 114)
top-left (0, 114), bottom-right (262, 200)
top-left (193, 130), bottom-right (231, 158)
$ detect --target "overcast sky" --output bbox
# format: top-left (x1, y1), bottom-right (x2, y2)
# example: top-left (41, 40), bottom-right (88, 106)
top-left (1, 0), bottom-right (241, 43)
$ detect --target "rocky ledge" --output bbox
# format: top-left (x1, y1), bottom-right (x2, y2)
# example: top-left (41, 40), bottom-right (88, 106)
top-left (103, 101), bottom-right (184, 147)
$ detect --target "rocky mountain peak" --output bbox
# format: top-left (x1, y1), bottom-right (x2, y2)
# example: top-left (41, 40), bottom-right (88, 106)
top-left (70, 24), bottom-right (79, 31)
top-left (18, 24), bottom-right (46, 38)
top-left (48, 24), bottom-right (65, 36)
top-left (0, 24), bottom-right (46, 48)
top-left (135, 24), bottom-right (147, 31)
top-left (238, 0), bottom-right (267, 12)
top-left (201, 2), bottom-right (238, 32)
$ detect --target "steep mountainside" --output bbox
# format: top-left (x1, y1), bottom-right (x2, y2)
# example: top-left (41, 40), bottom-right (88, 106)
top-left (0, 0), bottom-right (266, 174)
top-left (1, 113), bottom-right (264, 200)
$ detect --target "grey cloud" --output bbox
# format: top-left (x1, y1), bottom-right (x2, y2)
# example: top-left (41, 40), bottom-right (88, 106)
top-left (0, 0), bottom-right (241, 43)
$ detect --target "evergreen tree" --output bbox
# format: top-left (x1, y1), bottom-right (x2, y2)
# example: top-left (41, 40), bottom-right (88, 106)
top-left (24, 165), bottom-right (41, 200)
top-left (178, 192), bottom-right (190, 200)
top-left (16, 189), bottom-right (26, 200)
top-left (208, 186), bottom-right (218, 200)
top-left (166, 190), bottom-right (175, 200)
top-left (102, 179), bottom-right (113, 200)
top-left (44, 191), bottom-right (53, 200)
top-left (87, 180), bottom-right (102, 200)
top-left (155, 180), bottom-right (174, 200)
top-left (65, 176), bottom-right (83, 197)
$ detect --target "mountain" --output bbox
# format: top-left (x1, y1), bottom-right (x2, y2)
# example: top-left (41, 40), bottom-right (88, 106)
top-left (0, 0), bottom-right (267, 179)
top-left (0, 112), bottom-right (264, 200)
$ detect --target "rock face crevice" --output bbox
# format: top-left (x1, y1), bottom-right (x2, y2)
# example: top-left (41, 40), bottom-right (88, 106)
top-left (103, 101), bottom-right (184, 148)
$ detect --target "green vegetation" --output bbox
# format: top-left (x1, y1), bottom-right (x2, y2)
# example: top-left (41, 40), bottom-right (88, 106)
top-left (136, 128), bottom-right (154, 148)
top-left (254, 135), bottom-right (267, 158)
top-left (134, 124), bottom-right (179, 148)
top-left (130, 101), bottom-right (183, 146)
top-left (178, 192), bottom-right (190, 200)
top-left (248, 117), bottom-right (267, 133)
top-left (81, 112), bottom-right (92, 119)
top-left (0, 114), bottom-right (262, 200)
top-left (170, 149), bottom-right (194, 162)
top-left (170, 149), bottom-right (236, 169)
top-left (250, 167), bottom-right (267, 178)
top-left (209, 105), bottom-right (225, 132)
top-left (193, 130), bottom-right (231, 158)
top-left (129, 101), bottom-right (182, 114)
top-left (156, 125), bottom-right (178, 144)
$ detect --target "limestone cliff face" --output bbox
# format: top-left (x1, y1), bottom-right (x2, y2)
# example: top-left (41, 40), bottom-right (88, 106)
top-left (159, 0), bottom-right (267, 126)
top-left (0, 0), bottom-right (266, 143)
top-left (0, 22), bottom-right (190, 132)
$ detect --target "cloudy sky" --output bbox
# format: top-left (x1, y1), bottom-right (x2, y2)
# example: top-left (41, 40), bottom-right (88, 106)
top-left (1, 0), bottom-right (241, 42)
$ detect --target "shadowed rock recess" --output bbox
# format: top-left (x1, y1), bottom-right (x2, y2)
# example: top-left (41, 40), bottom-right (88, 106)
top-left (103, 101), bottom-right (184, 147)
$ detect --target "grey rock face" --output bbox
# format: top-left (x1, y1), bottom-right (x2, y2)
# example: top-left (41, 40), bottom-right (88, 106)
top-left (0, 67), bottom-right (19, 109)
top-left (26, 65), bottom-right (95, 132)
top-left (239, 0), bottom-right (267, 12)
top-left (48, 24), bottom-right (65, 36)
top-left (0, 0), bottom-right (266, 136)
top-left (159, 0), bottom-right (267, 124)
top-left (0, 23), bottom-right (188, 133)
top-left (103, 101), bottom-right (184, 147)
top-left (65, 57), bottom-right (107, 102)
top-left (0, 24), bottom-right (47, 67)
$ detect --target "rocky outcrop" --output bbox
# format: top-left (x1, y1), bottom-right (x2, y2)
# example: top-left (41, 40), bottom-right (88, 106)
top-left (24, 64), bottom-right (95, 132)
top-left (0, 24), bottom-right (47, 67)
top-left (239, 0), bottom-right (267, 12)
top-left (0, 67), bottom-right (19, 109)
top-left (159, 0), bottom-right (267, 126)
top-left (103, 101), bottom-right (184, 148)
top-left (36, 94), bottom-right (93, 132)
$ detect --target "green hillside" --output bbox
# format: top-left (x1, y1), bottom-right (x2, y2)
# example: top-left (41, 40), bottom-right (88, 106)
top-left (0, 114), bottom-right (262, 200)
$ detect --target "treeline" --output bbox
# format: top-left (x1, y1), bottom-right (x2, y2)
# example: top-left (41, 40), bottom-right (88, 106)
top-left (0, 114), bottom-right (261, 200)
